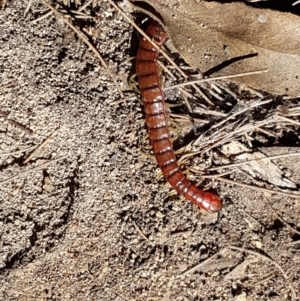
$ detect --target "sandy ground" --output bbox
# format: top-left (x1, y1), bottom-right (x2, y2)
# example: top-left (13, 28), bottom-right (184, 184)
top-left (0, 1), bottom-right (300, 301)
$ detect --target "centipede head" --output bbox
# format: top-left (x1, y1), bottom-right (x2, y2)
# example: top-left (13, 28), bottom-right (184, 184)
top-left (145, 20), bottom-right (167, 46)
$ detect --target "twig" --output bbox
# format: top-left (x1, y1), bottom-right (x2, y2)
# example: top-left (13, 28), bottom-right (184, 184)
top-left (132, 221), bottom-right (153, 245)
top-left (277, 114), bottom-right (300, 127)
top-left (0, 82), bottom-right (14, 89)
top-left (227, 246), bottom-right (297, 301)
top-left (199, 118), bottom-right (271, 155)
top-left (24, 0), bottom-right (33, 16)
top-left (181, 253), bottom-right (219, 276)
top-left (0, 156), bottom-right (68, 186)
top-left (107, 0), bottom-right (184, 79)
top-left (199, 170), bottom-right (234, 179)
top-left (198, 113), bottom-right (276, 154)
top-left (109, 95), bottom-right (136, 106)
top-left (193, 107), bottom-right (227, 117)
top-left (31, 10), bottom-right (54, 23)
top-left (208, 152), bottom-right (300, 171)
top-left (23, 128), bottom-right (59, 164)
top-left (214, 176), bottom-right (300, 199)
top-left (0, 146), bottom-right (37, 157)
top-left (214, 82), bottom-right (239, 99)
top-left (107, 0), bottom-right (214, 105)
top-left (7, 119), bottom-right (33, 135)
top-left (207, 98), bottom-right (273, 132)
top-left (0, 110), bottom-right (33, 135)
top-left (256, 126), bottom-right (278, 138)
top-left (39, 0), bottom-right (124, 98)
top-left (75, 0), bottom-right (93, 12)
top-left (265, 200), bottom-right (300, 236)
top-left (165, 69), bottom-right (267, 91)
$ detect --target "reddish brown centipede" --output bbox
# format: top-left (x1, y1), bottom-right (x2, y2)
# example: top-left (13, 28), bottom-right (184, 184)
top-left (136, 20), bottom-right (222, 213)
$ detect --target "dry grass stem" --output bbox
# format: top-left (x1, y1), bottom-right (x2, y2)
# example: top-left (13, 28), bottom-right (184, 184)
top-left (0, 146), bottom-right (37, 157)
top-left (23, 128), bottom-right (59, 164)
top-left (207, 86), bottom-right (224, 102)
top-left (215, 176), bottom-right (300, 199)
top-left (2, 1), bottom-right (299, 300)
top-left (196, 107), bottom-right (284, 154)
top-left (227, 246), bottom-right (297, 300)
top-left (109, 95), bottom-right (136, 106)
top-left (277, 114), bottom-right (300, 126)
top-left (0, 82), bottom-right (14, 89)
top-left (0, 155), bottom-right (68, 186)
top-left (199, 119), bottom-right (269, 154)
top-left (284, 107), bottom-right (300, 117)
top-left (181, 91), bottom-right (194, 115)
top-left (199, 170), bottom-right (235, 179)
top-left (31, 10), bottom-right (54, 23)
top-left (209, 152), bottom-right (300, 171)
top-left (193, 107), bottom-right (227, 117)
top-left (265, 200), bottom-right (300, 236)
top-left (165, 69), bottom-right (268, 90)
top-left (214, 82), bottom-right (239, 99)
top-left (157, 61), bottom-right (200, 107)
top-left (40, 0), bottom-right (124, 97)
top-left (181, 253), bottom-right (219, 276)
top-left (256, 127), bottom-right (278, 138)
top-left (76, 0), bottom-right (93, 12)
top-left (24, 0), bottom-right (33, 16)
top-left (107, 0), bottom-right (214, 105)
top-left (106, 0), bottom-right (183, 77)
top-left (132, 221), bottom-right (153, 245)
top-left (207, 98), bottom-right (273, 132)
top-left (0, 110), bottom-right (33, 135)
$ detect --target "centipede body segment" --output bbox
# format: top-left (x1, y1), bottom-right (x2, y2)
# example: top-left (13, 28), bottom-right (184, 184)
top-left (136, 20), bottom-right (222, 213)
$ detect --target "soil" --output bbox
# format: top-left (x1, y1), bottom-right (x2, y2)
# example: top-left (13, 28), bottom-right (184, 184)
top-left (0, 1), bottom-right (299, 301)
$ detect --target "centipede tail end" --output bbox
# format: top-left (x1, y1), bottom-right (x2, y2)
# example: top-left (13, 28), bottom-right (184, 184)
top-left (196, 192), bottom-right (222, 213)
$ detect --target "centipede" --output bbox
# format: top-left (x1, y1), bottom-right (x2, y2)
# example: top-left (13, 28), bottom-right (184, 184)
top-left (136, 20), bottom-right (222, 213)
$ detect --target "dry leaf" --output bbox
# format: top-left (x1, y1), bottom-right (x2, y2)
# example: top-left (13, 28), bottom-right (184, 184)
top-left (221, 141), bottom-right (297, 188)
top-left (131, 0), bottom-right (300, 96)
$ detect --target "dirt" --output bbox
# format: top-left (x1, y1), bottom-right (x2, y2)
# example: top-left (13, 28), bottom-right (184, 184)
top-left (0, 1), bottom-right (299, 301)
